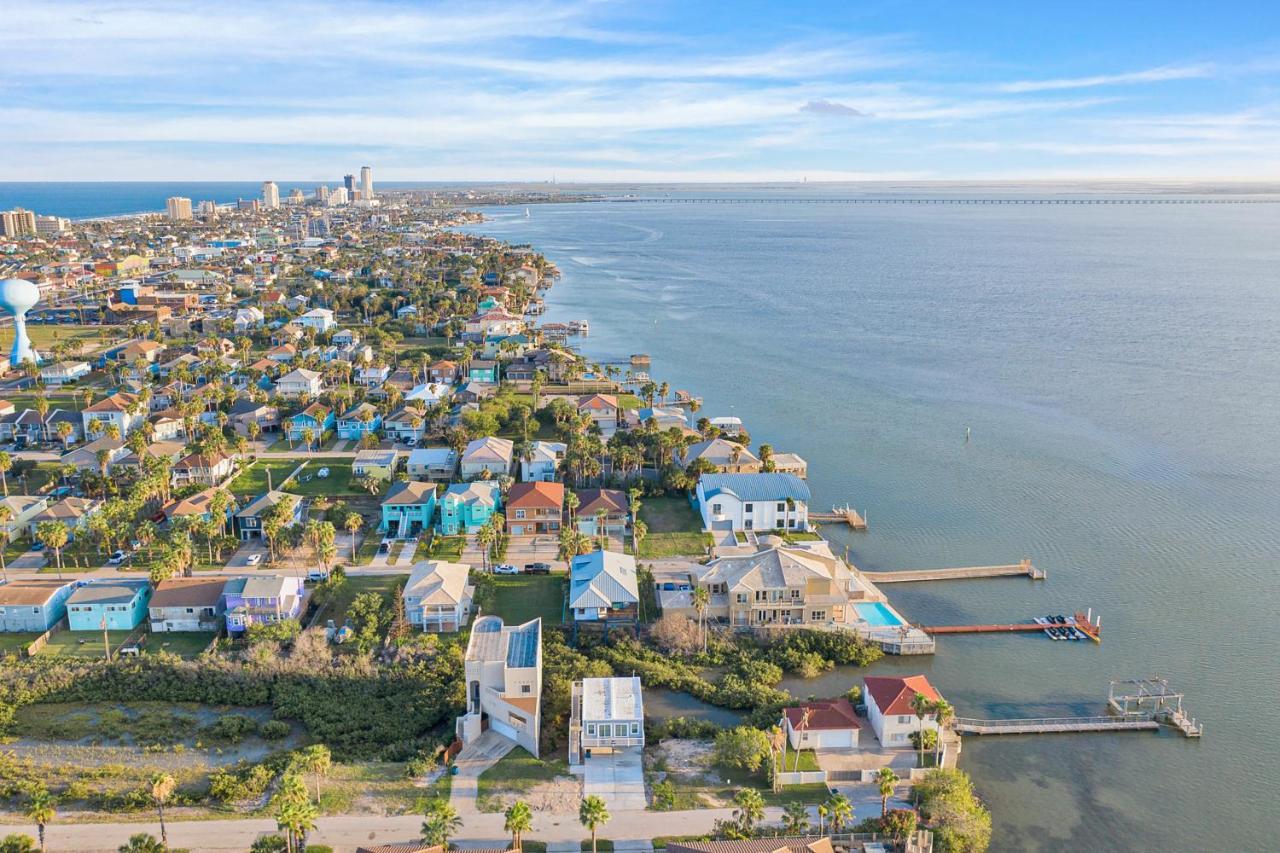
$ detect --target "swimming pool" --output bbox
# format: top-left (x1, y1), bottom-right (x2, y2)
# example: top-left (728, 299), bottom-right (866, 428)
top-left (854, 602), bottom-right (905, 627)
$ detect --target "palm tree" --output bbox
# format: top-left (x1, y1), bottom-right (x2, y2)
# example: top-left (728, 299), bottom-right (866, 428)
top-left (297, 744), bottom-right (332, 803)
top-left (782, 801), bottom-right (810, 835)
top-left (345, 512), bottom-right (363, 564)
top-left (35, 521), bottom-right (69, 579)
top-left (117, 832), bottom-right (164, 853)
top-left (504, 800), bottom-right (533, 851)
top-left (825, 792), bottom-right (852, 834)
top-left (875, 767), bottom-right (899, 817)
top-left (733, 788), bottom-right (765, 834)
top-left (579, 795), bottom-right (610, 853)
top-left (149, 773), bottom-right (175, 848)
top-left (23, 786), bottom-right (54, 852)
top-left (816, 802), bottom-right (829, 836)
top-left (910, 692), bottom-right (933, 768)
top-left (421, 799), bottom-right (462, 847)
top-left (932, 698), bottom-right (954, 765)
top-left (792, 707), bottom-right (812, 772)
top-left (691, 585), bottom-right (710, 652)
top-left (0, 505), bottom-right (11, 583)
top-left (0, 451), bottom-right (11, 497)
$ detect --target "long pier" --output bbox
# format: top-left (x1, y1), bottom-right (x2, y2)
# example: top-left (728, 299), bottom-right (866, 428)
top-left (953, 716), bottom-right (1159, 735)
top-left (864, 559), bottom-right (1044, 583)
top-left (922, 611), bottom-right (1101, 642)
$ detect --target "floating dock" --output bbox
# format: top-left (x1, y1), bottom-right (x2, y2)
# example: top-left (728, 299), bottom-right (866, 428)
top-left (864, 559), bottom-right (1043, 583)
top-left (922, 611), bottom-right (1101, 642)
top-left (810, 505), bottom-right (868, 529)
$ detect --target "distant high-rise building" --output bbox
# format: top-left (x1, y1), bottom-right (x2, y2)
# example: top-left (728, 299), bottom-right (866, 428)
top-left (361, 165), bottom-right (374, 200)
top-left (262, 181), bottom-right (280, 209)
top-left (198, 200), bottom-right (218, 216)
top-left (343, 174), bottom-right (356, 196)
top-left (327, 187), bottom-right (349, 207)
top-left (34, 215), bottom-right (70, 236)
top-left (237, 198), bottom-right (261, 211)
top-left (288, 188), bottom-right (305, 204)
top-left (0, 209), bottom-right (37, 236)
top-left (165, 197), bottom-right (193, 221)
top-left (315, 185), bottom-right (330, 202)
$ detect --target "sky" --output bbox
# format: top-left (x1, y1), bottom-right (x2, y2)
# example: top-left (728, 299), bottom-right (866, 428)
top-left (3, 0), bottom-right (1280, 182)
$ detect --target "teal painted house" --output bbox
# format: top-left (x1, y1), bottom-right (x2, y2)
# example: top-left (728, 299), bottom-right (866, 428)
top-left (437, 481), bottom-right (502, 535)
top-left (466, 359), bottom-right (499, 384)
top-left (380, 481), bottom-right (438, 538)
top-left (286, 402), bottom-right (335, 443)
top-left (337, 402), bottom-right (383, 440)
top-left (66, 580), bottom-right (151, 631)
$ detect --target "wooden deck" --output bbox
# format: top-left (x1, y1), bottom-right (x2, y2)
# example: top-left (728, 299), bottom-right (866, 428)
top-left (864, 559), bottom-right (1044, 583)
top-left (809, 505), bottom-right (868, 529)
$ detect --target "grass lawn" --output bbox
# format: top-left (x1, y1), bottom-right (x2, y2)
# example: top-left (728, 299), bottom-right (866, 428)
top-left (616, 393), bottom-right (643, 409)
top-left (781, 745), bottom-right (821, 772)
top-left (0, 324), bottom-right (119, 352)
top-left (144, 631), bottom-right (214, 659)
top-left (476, 747), bottom-right (571, 812)
top-left (14, 462), bottom-right (69, 494)
top-left (639, 497), bottom-right (702, 533)
top-left (428, 535), bottom-right (466, 561)
top-left (321, 761), bottom-right (434, 815)
top-left (353, 532), bottom-right (383, 566)
top-left (34, 630), bottom-right (136, 658)
top-left (490, 574), bottom-right (564, 625)
top-left (319, 574), bottom-right (407, 628)
top-left (639, 531), bottom-right (712, 559)
top-left (285, 459), bottom-right (359, 496)
top-left (229, 459), bottom-right (302, 497)
top-left (0, 633), bottom-right (41, 655)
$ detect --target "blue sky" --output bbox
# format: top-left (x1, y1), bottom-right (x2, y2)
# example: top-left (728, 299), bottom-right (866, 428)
top-left (3, 0), bottom-right (1280, 181)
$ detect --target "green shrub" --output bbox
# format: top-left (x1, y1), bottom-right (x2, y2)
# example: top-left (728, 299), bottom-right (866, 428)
top-left (258, 719), bottom-right (291, 741)
top-left (203, 714), bottom-right (258, 744)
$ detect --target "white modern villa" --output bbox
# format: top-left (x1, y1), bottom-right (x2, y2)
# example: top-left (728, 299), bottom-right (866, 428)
top-left (695, 472), bottom-right (811, 532)
top-left (458, 616), bottom-right (543, 756)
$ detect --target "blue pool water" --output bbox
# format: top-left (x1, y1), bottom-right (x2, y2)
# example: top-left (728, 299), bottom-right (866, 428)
top-left (854, 602), bottom-right (904, 627)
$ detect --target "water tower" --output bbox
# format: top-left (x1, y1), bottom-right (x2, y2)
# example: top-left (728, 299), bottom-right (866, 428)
top-left (0, 278), bottom-right (42, 368)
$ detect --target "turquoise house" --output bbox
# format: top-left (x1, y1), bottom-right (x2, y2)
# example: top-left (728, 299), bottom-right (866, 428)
top-left (337, 402), bottom-right (383, 440)
top-left (467, 359), bottom-right (499, 384)
top-left (380, 481), bottom-right (438, 538)
top-left (66, 580), bottom-right (151, 631)
top-left (437, 481), bottom-right (502, 535)
top-left (286, 402), bottom-right (335, 443)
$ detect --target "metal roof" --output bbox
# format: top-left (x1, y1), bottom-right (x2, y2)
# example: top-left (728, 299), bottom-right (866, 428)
top-left (698, 472), bottom-right (811, 503)
top-left (569, 550), bottom-right (639, 610)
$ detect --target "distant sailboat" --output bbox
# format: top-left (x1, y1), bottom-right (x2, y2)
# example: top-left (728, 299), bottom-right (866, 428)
top-left (525, 208), bottom-right (531, 218)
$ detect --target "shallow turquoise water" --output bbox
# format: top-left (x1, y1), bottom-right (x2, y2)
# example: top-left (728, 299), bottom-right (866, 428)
top-left (471, 194), bottom-right (1280, 852)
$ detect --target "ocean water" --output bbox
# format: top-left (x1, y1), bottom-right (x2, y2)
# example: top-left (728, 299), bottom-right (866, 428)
top-left (471, 196), bottom-right (1280, 852)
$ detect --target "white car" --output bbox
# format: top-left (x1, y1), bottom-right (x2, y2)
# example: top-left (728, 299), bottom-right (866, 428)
top-left (494, 564), bottom-right (520, 575)
top-left (246, 553), bottom-right (263, 566)
top-left (107, 550), bottom-right (128, 566)
top-left (317, 467), bottom-right (330, 479)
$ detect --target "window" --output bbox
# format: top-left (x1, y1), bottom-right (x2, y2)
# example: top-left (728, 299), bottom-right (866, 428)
top-left (587, 724), bottom-right (596, 735)
top-left (810, 611), bottom-right (823, 621)
top-left (790, 588), bottom-right (801, 599)
top-left (631, 723), bottom-right (640, 735)
top-left (598, 724), bottom-right (611, 737)
top-left (777, 502), bottom-right (785, 511)
top-left (744, 503), bottom-right (753, 513)
top-left (898, 715), bottom-right (912, 724)
top-left (711, 503), bottom-right (721, 514)
top-left (521, 684), bottom-right (531, 694)
top-left (744, 519), bottom-right (753, 529)
top-left (514, 509), bottom-right (526, 519)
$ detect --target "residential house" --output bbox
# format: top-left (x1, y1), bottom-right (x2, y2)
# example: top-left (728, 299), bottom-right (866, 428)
top-left (61, 436), bottom-right (130, 472)
top-left (693, 542), bottom-right (860, 628)
top-left (266, 344), bottom-right (297, 363)
top-left (332, 329), bottom-right (360, 347)
top-left (636, 406), bottom-right (687, 430)
top-left (161, 486), bottom-right (230, 525)
top-left (275, 368), bottom-right (324, 397)
top-left (783, 698), bottom-right (861, 749)
top-left (402, 560), bottom-right (474, 632)
top-left (506, 481), bottom-right (564, 535)
top-left (0, 579), bottom-right (77, 632)
top-left (427, 359), bottom-right (460, 384)
top-left (116, 339), bottom-right (164, 367)
top-left (171, 451), bottom-right (235, 488)
top-left (286, 402), bottom-right (334, 443)
top-left (222, 576), bottom-right (305, 636)
top-left (568, 550), bottom-right (639, 625)
top-left (863, 675), bottom-right (943, 748)
top-left (457, 616), bottom-right (542, 755)
top-left (695, 472), bottom-right (810, 533)
top-left (0, 495), bottom-right (49, 542)
top-left (460, 436), bottom-right (514, 480)
top-left (39, 361), bottom-right (91, 385)
top-left (383, 407), bottom-right (427, 444)
top-left (82, 391), bottom-right (145, 437)
top-left (233, 491), bottom-right (301, 540)
top-left (437, 481), bottom-right (501, 535)
top-left (570, 676), bottom-right (644, 765)
top-left (44, 410), bottom-right (83, 446)
top-left (66, 580), bottom-right (151, 631)
top-left (149, 412), bottom-right (184, 441)
top-left (337, 402), bottom-right (383, 440)
top-left (573, 489), bottom-right (629, 539)
top-left (578, 394), bottom-right (620, 436)
top-left (0, 410), bottom-right (46, 445)
top-left (232, 306), bottom-right (265, 332)
top-left (679, 438), bottom-right (761, 473)
top-left (466, 359), bottom-right (499, 384)
top-left (29, 497), bottom-right (102, 541)
top-left (352, 449), bottom-right (398, 482)
top-left (519, 440), bottom-right (565, 482)
top-left (708, 416), bottom-right (745, 438)
top-left (771, 452), bottom-right (808, 479)
top-left (405, 382), bottom-right (452, 406)
top-left (464, 308), bottom-right (522, 338)
top-left (405, 448), bottom-right (456, 482)
top-left (298, 307), bottom-right (335, 332)
top-left (148, 578), bottom-right (228, 633)
top-left (229, 398), bottom-right (281, 436)
top-left (357, 364), bottom-right (391, 387)
top-left (456, 381), bottom-right (495, 405)
top-left (380, 481), bottom-right (438, 539)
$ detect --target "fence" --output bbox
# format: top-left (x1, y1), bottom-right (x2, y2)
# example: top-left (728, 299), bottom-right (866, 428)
top-left (23, 616), bottom-right (68, 657)
top-left (776, 770), bottom-right (828, 786)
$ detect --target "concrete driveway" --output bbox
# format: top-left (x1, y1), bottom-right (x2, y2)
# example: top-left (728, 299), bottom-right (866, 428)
top-left (582, 748), bottom-right (647, 811)
top-left (227, 539), bottom-right (269, 569)
top-left (450, 731), bottom-right (515, 816)
top-left (503, 535), bottom-right (567, 571)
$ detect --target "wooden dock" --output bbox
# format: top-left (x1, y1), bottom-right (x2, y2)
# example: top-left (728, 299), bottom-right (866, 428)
top-left (922, 611), bottom-right (1101, 642)
top-left (864, 559), bottom-right (1044, 583)
top-left (954, 716), bottom-right (1159, 735)
top-left (810, 505), bottom-right (868, 529)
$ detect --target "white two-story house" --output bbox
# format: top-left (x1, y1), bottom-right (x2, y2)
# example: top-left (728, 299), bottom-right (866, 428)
top-left (695, 472), bottom-right (810, 533)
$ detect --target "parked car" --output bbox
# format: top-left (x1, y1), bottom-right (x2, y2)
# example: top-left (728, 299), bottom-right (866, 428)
top-left (246, 553), bottom-right (263, 566)
top-left (378, 539), bottom-right (392, 554)
top-left (306, 569), bottom-right (329, 581)
top-left (494, 564), bottom-right (520, 575)
top-left (523, 562), bottom-right (552, 575)
top-left (107, 549), bottom-right (128, 565)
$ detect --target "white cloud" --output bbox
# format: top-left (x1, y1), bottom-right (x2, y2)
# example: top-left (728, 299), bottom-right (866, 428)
top-left (997, 64), bottom-right (1213, 93)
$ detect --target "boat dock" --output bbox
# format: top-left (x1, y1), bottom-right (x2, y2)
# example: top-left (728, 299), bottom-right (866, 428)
top-left (810, 505), bottom-right (868, 529)
top-left (864, 559), bottom-right (1043, 583)
top-left (953, 679), bottom-right (1202, 738)
top-left (922, 610), bottom-right (1101, 642)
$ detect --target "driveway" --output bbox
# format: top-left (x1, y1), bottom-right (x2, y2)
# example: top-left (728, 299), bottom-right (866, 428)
top-left (583, 747), bottom-right (647, 811)
top-left (503, 535), bottom-right (567, 571)
top-left (7, 550), bottom-right (48, 573)
top-left (227, 539), bottom-right (269, 569)
top-left (450, 731), bottom-right (515, 816)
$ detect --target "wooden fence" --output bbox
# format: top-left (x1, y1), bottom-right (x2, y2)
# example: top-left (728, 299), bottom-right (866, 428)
top-left (23, 616), bottom-right (69, 657)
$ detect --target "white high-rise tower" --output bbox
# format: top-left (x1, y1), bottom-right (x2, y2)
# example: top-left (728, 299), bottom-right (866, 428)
top-left (360, 166), bottom-right (373, 200)
top-left (262, 181), bottom-right (280, 209)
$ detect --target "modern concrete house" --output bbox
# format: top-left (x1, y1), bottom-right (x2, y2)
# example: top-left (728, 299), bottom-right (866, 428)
top-left (695, 472), bottom-right (810, 533)
top-left (458, 616), bottom-right (542, 756)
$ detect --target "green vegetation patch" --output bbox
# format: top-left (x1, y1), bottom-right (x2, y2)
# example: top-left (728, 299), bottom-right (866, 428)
top-left (475, 747), bottom-right (571, 812)
top-left (229, 459), bottom-right (301, 497)
top-left (489, 574), bottom-right (565, 625)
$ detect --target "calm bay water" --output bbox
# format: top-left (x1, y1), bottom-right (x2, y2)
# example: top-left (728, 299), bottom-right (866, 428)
top-left (471, 196), bottom-right (1280, 852)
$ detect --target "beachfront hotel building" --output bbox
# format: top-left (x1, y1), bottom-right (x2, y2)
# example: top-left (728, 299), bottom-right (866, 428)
top-left (262, 181), bottom-right (280, 209)
top-left (166, 197), bottom-right (193, 221)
